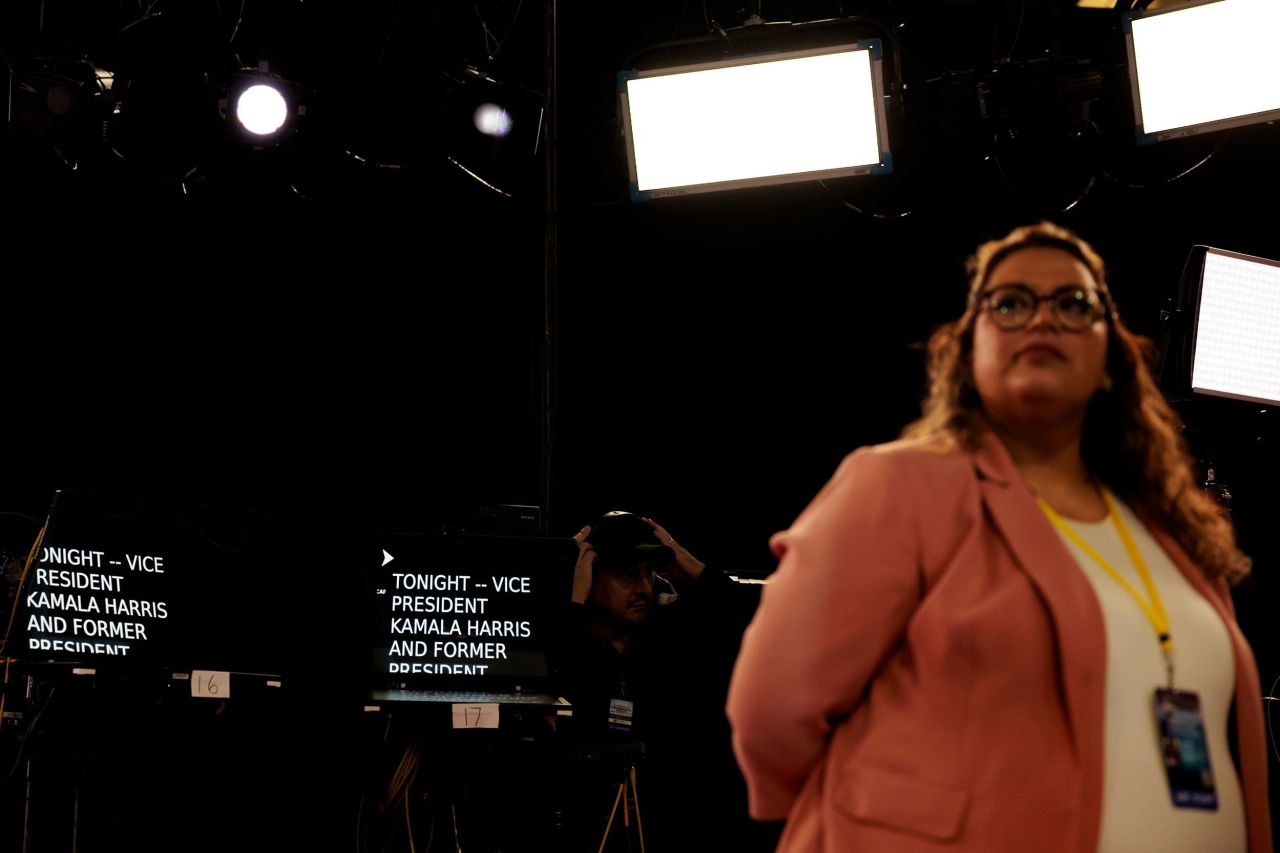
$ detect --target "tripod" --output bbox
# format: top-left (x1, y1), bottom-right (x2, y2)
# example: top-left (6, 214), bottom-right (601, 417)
top-left (595, 762), bottom-right (644, 853)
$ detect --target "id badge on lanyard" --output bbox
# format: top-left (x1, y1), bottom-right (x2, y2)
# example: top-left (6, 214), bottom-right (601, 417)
top-left (1154, 688), bottom-right (1218, 810)
top-left (608, 697), bottom-right (634, 734)
top-left (1039, 491), bottom-right (1220, 811)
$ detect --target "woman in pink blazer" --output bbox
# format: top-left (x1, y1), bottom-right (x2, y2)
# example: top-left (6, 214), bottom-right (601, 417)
top-left (727, 223), bottom-right (1271, 852)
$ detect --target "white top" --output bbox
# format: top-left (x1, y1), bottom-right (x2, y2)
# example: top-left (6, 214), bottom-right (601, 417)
top-left (1049, 495), bottom-right (1245, 853)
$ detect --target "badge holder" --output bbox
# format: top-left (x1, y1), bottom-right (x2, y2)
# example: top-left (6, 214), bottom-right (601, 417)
top-left (1154, 686), bottom-right (1218, 810)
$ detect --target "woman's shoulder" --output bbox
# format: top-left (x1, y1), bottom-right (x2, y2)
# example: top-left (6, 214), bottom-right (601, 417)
top-left (806, 431), bottom-right (983, 516)
top-left (777, 431), bottom-right (987, 557)
top-left (843, 431), bottom-right (974, 471)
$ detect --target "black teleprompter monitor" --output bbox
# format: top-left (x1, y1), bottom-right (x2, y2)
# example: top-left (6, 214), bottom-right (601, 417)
top-left (11, 489), bottom-right (286, 683)
top-left (365, 532), bottom-right (575, 708)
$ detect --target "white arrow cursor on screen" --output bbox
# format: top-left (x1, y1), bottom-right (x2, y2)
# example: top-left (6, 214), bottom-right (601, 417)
top-left (382, 549), bottom-right (394, 566)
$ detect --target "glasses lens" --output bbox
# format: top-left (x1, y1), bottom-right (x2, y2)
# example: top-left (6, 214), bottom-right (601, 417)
top-left (986, 287), bottom-right (1033, 328)
top-left (1053, 288), bottom-right (1099, 329)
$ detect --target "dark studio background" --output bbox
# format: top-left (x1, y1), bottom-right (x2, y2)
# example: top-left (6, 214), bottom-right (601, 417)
top-left (1, 0), bottom-right (1277, 850)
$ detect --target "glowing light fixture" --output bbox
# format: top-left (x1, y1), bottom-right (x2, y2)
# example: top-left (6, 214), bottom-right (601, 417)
top-left (1125, 0), bottom-right (1280, 143)
top-left (220, 67), bottom-right (303, 145)
top-left (619, 39), bottom-right (891, 200)
top-left (438, 66), bottom-right (544, 196)
top-left (1189, 247), bottom-right (1280, 406)
top-left (474, 103), bottom-right (514, 139)
top-left (236, 83), bottom-right (289, 136)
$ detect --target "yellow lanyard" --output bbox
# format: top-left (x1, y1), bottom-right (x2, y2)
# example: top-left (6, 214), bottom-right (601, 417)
top-left (1036, 490), bottom-right (1175, 687)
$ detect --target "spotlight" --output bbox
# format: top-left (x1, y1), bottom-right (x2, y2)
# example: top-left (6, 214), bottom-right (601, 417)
top-left (618, 22), bottom-right (893, 200)
top-left (1125, 0), bottom-right (1280, 143)
top-left (11, 57), bottom-right (115, 166)
top-left (438, 65), bottom-right (545, 196)
top-left (474, 103), bottom-right (514, 139)
top-left (236, 84), bottom-right (289, 136)
top-left (220, 67), bottom-right (304, 145)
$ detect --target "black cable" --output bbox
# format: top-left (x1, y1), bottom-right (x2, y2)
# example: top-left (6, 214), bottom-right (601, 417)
top-left (1100, 133), bottom-right (1230, 189)
top-left (1060, 173), bottom-right (1096, 214)
top-left (372, 0), bottom-right (406, 86)
top-left (987, 144), bottom-right (1099, 216)
top-left (118, 0), bottom-right (163, 35)
top-left (1000, 0), bottom-right (1029, 65)
top-left (0, 22), bottom-right (21, 128)
top-left (346, 0), bottom-right (406, 167)
top-left (1, 520), bottom-right (48, 661)
top-left (3, 686), bottom-right (56, 787)
top-left (473, 0), bottom-right (527, 61)
top-left (442, 153), bottom-right (513, 197)
top-left (212, 0), bottom-right (245, 71)
top-left (818, 179), bottom-right (912, 220)
top-left (229, 0), bottom-right (246, 47)
top-left (1154, 244), bottom-right (1200, 390)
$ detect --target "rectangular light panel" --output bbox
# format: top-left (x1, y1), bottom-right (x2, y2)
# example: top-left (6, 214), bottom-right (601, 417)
top-left (619, 42), bottom-right (891, 199)
top-left (1191, 247), bottom-right (1280, 406)
top-left (1126, 0), bottom-right (1280, 142)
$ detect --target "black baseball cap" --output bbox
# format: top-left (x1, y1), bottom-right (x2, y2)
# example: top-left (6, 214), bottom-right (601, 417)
top-left (585, 511), bottom-right (675, 573)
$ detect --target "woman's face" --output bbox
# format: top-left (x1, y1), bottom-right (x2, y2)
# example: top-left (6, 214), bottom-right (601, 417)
top-left (971, 246), bottom-right (1109, 432)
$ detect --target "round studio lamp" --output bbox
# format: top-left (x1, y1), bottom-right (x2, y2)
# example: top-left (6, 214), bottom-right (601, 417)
top-left (439, 65), bottom-right (545, 196)
top-left (220, 68), bottom-right (304, 146)
top-left (10, 57), bottom-right (116, 169)
top-left (236, 83), bottom-right (289, 136)
top-left (473, 102), bottom-right (514, 139)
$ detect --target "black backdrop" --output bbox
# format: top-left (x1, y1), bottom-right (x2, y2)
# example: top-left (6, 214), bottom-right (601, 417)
top-left (1, 1), bottom-right (1277, 850)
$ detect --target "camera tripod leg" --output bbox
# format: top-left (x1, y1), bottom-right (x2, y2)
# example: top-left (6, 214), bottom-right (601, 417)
top-left (595, 764), bottom-right (645, 853)
top-left (597, 781), bottom-right (625, 853)
top-left (629, 766), bottom-right (644, 853)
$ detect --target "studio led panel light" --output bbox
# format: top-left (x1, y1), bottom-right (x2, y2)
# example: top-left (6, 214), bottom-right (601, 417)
top-left (619, 41), bottom-right (891, 200)
top-left (1126, 0), bottom-right (1280, 143)
top-left (1190, 247), bottom-right (1280, 406)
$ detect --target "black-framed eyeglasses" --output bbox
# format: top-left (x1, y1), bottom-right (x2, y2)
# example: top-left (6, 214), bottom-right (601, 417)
top-left (973, 284), bottom-right (1106, 331)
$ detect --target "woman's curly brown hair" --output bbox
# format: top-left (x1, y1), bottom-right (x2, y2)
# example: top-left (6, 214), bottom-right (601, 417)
top-left (902, 221), bottom-right (1250, 584)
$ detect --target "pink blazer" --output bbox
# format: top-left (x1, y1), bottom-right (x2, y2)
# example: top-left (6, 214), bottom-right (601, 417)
top-left (727, 432), bottom-right (1271, 853)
